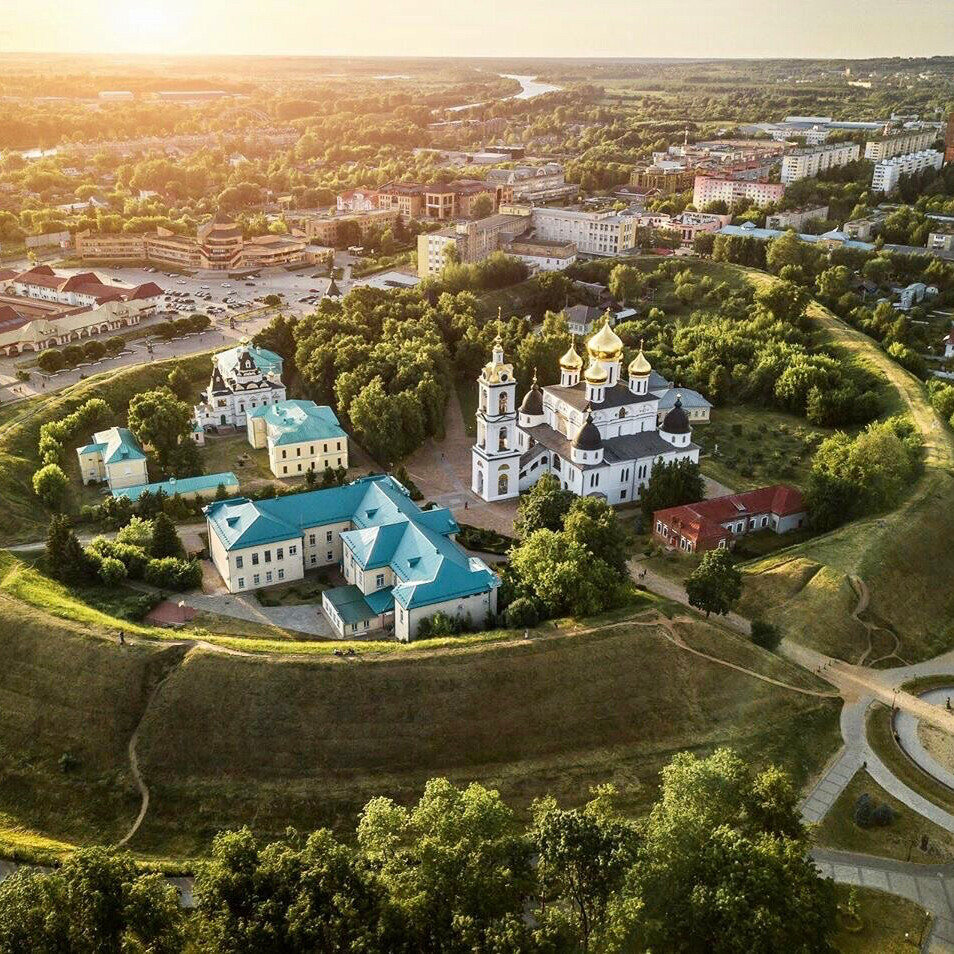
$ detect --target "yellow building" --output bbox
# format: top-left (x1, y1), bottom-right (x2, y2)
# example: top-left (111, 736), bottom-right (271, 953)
top-left (245, 399), bottom-right (349, 479)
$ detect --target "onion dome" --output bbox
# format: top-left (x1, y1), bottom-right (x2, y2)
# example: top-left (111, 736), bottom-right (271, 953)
top-left (587, 316), bottom-right (623, 360)
top-left (520, 372), bottom-right (543, 415)
top-left (559, 340), bottom-right (583, 370)
top-left (661, 395), bottom-right (691, 434)
top-left (628, 340), bottom-right (652, 376)
top-left (584, 361), bottom-right (608, 384)
top-left (572, 412), bottom-right (602, 451)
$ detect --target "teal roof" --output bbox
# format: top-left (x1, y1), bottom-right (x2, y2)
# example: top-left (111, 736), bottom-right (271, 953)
top-left (205, 475), bottom-right (495, 611)
top-left (218, 344), bottom-right (283, 378)
top-left (323, 585), bottom-right (375, 625)
top-left (77, 442), bottom-right (106, 455)
top-left (246, 400), bottom-right (346, 446)
top-left (114, 471), bottom-right (239, 503)
top-left (92, 427), bottom-right (146, 465)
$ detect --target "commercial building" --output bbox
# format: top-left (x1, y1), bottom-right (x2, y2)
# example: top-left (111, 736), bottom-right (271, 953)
top-left (205, 474), bottom-right (499, 641)
top-left (76, 427), bottom-right (149, 491)
top-left (502, 238), bottom-right (577, 272)
top-left (282, 208), bottom-right (399, 247)
top-left (780, 143), bottom-right (861, 184)
top-left (485, 163), bottom-right (573, 201)
top-left (692, 175), bottom-right (785, 209)
top-left (864, 128), bottom-right (937, 161)
top-left (529, 207), bottom-right (640, 257)
top-left (377, 182), bottom-right (428, 218)
top-left (422, 180), bottom-right (507, 220)
top-left (630, 164), bottom-right (695, 195)
top-left (246, 399), bottom-right (349, 479)
top-left (417, 213), bottom-right (529, 277)
top-left (766, 206), bottom-right (830, 230)
top-left (652, 485), bottom-right (807, 554)
top-left (871, 150), bottom-right (944, 194)
top-left (76, 211), bottom-right (307, 271)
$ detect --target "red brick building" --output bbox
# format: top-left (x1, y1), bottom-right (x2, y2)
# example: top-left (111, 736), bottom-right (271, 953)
top-left (653, 485), bottom-right (807, 554)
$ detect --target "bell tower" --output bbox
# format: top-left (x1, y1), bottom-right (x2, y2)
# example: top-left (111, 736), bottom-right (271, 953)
top-left (472, 332), bottom-right (520, 501)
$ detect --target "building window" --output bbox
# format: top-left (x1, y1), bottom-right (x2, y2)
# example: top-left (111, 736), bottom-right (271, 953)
top-left (289, 545), bottom-right (297, 556)
top-left (252, 552), bottom-right (259, 566)
top-left (325, 530), bottom-right (333, 543)
top-left (327, 551), bottom-right (333, 561)
top-left (277, 547), bottom-right (284, 560)
top-left (282, 450), bottom-right (287, 459)
top-left (264, 550), bottom-right (272, 563)
top-left (310, 554), bottom-right (317, 565)
top-left (253, 574), bottom-right (260, 585)
top-left (236, 556), bottom-right (244, 569)
top-left (266, 571), bottom-right (273, 583)
top-left (237, 577), bottom-right (245, 589)
top-left (278, 569), bottom-right (285, 580)
top-left (376, 573), bottom-right (385, 588)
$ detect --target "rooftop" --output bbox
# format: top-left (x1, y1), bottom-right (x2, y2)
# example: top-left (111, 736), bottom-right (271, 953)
top-left (247, 400), bottom-right (346, 446)
top-left (113, 472), bottom-right (239, 502)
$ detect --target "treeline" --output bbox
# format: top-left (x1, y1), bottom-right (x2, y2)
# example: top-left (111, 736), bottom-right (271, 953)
top-left (0, 751), bottom-right (839, 954)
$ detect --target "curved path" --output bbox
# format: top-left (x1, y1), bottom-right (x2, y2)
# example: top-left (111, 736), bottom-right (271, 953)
top-left (895, 689), bottom-right (954, 794)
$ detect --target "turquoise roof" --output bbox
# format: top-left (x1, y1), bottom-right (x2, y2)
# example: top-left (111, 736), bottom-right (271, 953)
top-left (717, 224), bottom-right (875, 252)
top-left (91, 427), bottom-right (146, 465)
top-left (323, 585), bottom-right (375, 625)
top-left (77, 442), bottom-right (106, 455)
top-left (114, 471), bottom-right (239, 503)
top-left (246, 400), bottom-right (346, 446)
top-left (218, 344), bottom-right (283, 378)
top-left (205, 475), bottom-right (495, 611)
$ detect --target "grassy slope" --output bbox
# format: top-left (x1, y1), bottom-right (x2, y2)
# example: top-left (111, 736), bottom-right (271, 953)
top-left (833, 885), bottom-right (932, 954)
top-left (0, 353), bottom-right (211, 546)
top-left (737, 280), bottom-right (954, 662)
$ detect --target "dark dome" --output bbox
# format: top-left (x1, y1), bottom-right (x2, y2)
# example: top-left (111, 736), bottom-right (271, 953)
top-left (662, 396), bottom-right (691, 434)
top-left (520, 385), bottom-right (543, 415)
top-left (572, 413), bottom-right (602, 451)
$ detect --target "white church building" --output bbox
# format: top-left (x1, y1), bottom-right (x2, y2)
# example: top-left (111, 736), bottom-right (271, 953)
top-left (471, 319), bottom-right (701, 505)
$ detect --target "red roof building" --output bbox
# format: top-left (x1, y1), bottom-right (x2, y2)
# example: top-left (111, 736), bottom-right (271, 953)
top-left (653, 484), bottom-right (807, 554)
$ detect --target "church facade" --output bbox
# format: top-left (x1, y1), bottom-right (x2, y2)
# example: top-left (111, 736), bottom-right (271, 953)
top-left (471, 319), bottom-right (701, 505)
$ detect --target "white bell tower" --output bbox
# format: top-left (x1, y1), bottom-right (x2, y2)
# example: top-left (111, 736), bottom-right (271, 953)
top-left (472, 334), bottom-right (520, 501)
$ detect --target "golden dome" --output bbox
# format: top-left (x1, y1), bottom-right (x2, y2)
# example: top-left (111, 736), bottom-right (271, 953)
top-left (629, 340), bottom-right (651, 376)
top-left (584, 361), bottom-right (608, 384)
top-left (587, 316), bottom-right (623, 360)
top-left (559, 341), bottom-right (583, 370)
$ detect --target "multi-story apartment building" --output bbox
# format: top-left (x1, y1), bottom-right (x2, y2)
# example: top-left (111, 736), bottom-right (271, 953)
top-left (692, 175), bottom-right (786, 209)
top-left (780, 143), bottom-right (861, 184)
top-left (283, 208), bottom-right (399, 246)
top-left (629, 164), bottom-right (695, 195)
top-left (485, 163), bottom-right (572, 201)
top-left (529, 207), bottom-right (640, 257)
top-left (417, 213), bottom-right (529, 277)
top-left (766, 206), bottom-right (830, 230)
top-left (864, 128), bottom-right (937, 161)
top-left (502, 238), bottom-right (577, 272)
top-left (871, 150), bottom-right (944, 193)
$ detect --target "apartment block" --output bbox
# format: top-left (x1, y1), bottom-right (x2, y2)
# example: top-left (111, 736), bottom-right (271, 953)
top-left (871, 150), bottom-right (944, 194)
top-left (529, 207), bottom-right (639, 257)
top-left (692, 175), bottom-right (785, 209)
top-left (780, 143), bottom-right (861, 184)
top-left (417, 213), bottom-right (529, 277)
top-left (864, 128), bottom-right (937, 161)
top-left (283, 208), bottom-right (399, 246)
top-left (765, 206), bottom-right (830, 230)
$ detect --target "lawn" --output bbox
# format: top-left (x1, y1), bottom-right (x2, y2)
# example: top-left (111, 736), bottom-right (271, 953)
top-left (254, 574), bottom-right (331, 606)
top-left (199, 431), bottom-right (277, 492)
top-left (832, 885), bottom-right (931, 954)
top-left (455, 378), bottom-right (478, 438)
top-left (815, 769), bottom-right (954, 863)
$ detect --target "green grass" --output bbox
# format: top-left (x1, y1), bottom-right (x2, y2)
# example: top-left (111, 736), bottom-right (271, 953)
top-left (455, 378), bottom-right (478, 438)
top-left (199, 431), bottom-right (277, 493)
top-left (832, 885), bottom-right (931, 954)
top-left (816, 769), bottom-right (954, 863)
top-left (254, 576), bottom-right (330, 606)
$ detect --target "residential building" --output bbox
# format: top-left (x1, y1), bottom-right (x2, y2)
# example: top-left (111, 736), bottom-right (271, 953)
top-left (471, 324), bottom-right (702, 505)
top-left (692, 175), bottom-right (785, 209)
top-left (563, 304), bottom-right (636, 336)
top-left (76, 427), bottom-right (149, 491)
top-left (629, 164), bottom-right (695, 195)
top-left (113, 472), bottom-right (240, 503)
top-left (283, 208), bottom-right (399, 247)
top-left (766, 206), bottom-right (830, 230)
top-left (205, 474), bottom-right (499, 642)
top-left (529, 207), bottom-right (640, 257)
top-left (193, 340), bottom-right (286, 433)
top-left (871, 150), bottom-right (944, 194)
top-left (0, 266), bottom-right (162, 356)
top-left (377, 181), bottom-right (427, 218)
top-left (652, 485), bottom-right (807, 554)
top-left (864, 128), bottom-right (937, 161)
top-left (422, 180), bottom-right (507, 220)
top-left (416, 213), bottom-right (529, 278)
top-left (336, 189), bottom-right (380, 213)
top-left (246, 399), bottom-right (349, 478)
top-left (485, 163), bottom-right (573, 201)
top-left (844, 217), bottom-right (882, 241)
top-left (780, 143), bottom-right (861, 184)
top-left (928, 228), bottom-right (954, 254)
top-left (502, 238), bottom-right (577, 272)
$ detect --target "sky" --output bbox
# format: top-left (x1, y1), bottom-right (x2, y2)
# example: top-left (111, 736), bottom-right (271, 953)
top-left (1, 0), bottom-right (953, 60)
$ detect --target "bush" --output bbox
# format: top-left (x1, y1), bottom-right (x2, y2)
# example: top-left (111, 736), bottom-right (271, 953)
top-left (144, 557), bottom-right (202, 591)
top-left (82, 340), bottom-right (106, 362)
top-left (105, 336), bottom-right (126, 355)
top-left (505, 596), bottom-right (540, 629)
top-left (62, 344), bottom-right (84, 367)
top-left (751, 619), bottom-right (782, 651)
top-left (37, 349), bottom-right (65, 373)
top-left (98, 556), bottom-right (128, 586)
top-left (853, 793), bottom-right (874, 828)
top-left (872, 803), bottom-right (896, 827)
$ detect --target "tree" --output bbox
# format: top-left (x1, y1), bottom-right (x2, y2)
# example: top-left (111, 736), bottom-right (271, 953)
top-left (37, 349), bottom-right (64, 373)
top-left (62, 344), bottom-right (84, 367)
top-left (127, 387), bottom-right (194, 475)
top-left (32, 463), bottom-right (69, 511)
top-left (144, 557), bottom-right (202, 590)
top-left (608, 263), bottom-right (644, 304)
top-left (685, 548), bottom-right (743, 618)
top-left (514, 473), bottom-right (575, 537)
top-left (751, 619), bottom-right (782, 651)
top-left (755, 279), bottom-right (809, 326)
top-left (82, 339), bottom-right (106, 362)
top-left (151, 512), bottom-right (183, 558)
top-left (562, 496), bottom-right (630, 576)
top-left (470, 194), bottom-right (495, 219)
top-left (639, 458), bottom-right (704, 522)
top-left (531, 786), bottom-right (638, 953)
top-left (105, 336), bottom-right (126, 355)
top-left (166, 365), bottom-right (193, 401)
top-left (45, 514), bottom-right (88, 584)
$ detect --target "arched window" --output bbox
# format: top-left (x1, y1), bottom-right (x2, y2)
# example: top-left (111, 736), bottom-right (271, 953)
top-left (618, 407), bottom-right (627, 418)
top-left (498, 472), bottom-right (509, 495)
top-left (498, 392), bottom-right (508, 414)
top-left (498, 429), bottom-right (508, 451)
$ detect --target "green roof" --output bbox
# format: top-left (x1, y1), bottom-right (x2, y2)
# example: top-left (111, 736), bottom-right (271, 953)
top-left (114, 472), bottom-right (239, 502)
top-left (323, 585), bottom-right (375, 625)
top-left (247, 400), bottom-right (346, 446)
top-left (89, 427), bottom-right (146, 465)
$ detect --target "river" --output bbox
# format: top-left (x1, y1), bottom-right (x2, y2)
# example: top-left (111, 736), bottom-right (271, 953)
top-left (447, 73), bottom-right (562, 112)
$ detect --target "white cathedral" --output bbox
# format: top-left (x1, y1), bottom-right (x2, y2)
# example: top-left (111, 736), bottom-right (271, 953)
top-left (471, 318), bottom-right (701, 505)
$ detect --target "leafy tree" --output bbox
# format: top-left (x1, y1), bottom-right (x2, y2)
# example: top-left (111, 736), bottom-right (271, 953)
top-left (685, 548), bottom-right (743, 618)
top-left (166, 365), bottom-right (193, 401)
top-left (37, 349), bottom-right (64, 373)
top-left (639, 458), bottom-right (704, 522)
top-left (127, 387), bottom-right (195, 475)
top-left (254, 313), bottom-right (298, 385)
top-left (751, 619), bottom-right (782, 651)
top-left (98, 555), bottom-right (128, 586)
top-left (151, 512), bottom-right (183, 559)
top-left (144, 557), bottom-right (202, 590)
top-left (470, 194), bottom-right (495, 219)
top-left (755, 279), bottom-right (809, 326)
top-left (563, 496), bottom-right (630, 576)
top-left (32, 462), bottom-right (69, 511)
top-left (82, 339), bottom-right (106, 362)
top-left (62, 344), bottom-right (84, 367)
top-left (608, 263), bottom-right (644, 304)
top-left (105, 336), bottom-right (125, 356)
top-left (514, 473), bottom-right (575, 537)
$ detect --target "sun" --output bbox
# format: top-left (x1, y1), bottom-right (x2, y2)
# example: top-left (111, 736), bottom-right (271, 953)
top-left (105, 0), bottom-right (182, 52)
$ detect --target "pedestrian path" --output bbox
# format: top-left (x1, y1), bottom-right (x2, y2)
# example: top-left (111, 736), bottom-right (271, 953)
top-left (801, 747), bottom-right (863, 823)
top-left (896, 689), bottom-right (954, 793)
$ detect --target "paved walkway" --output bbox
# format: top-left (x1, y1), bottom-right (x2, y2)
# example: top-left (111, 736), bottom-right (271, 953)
top-left (896, 689), bottom-right (954, 793)
top-left (812, 849), bottom-right (954, 952)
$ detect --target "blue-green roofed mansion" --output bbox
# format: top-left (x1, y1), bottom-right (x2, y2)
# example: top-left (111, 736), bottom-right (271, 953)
top-left (204, 475), bottom-right (499, 641)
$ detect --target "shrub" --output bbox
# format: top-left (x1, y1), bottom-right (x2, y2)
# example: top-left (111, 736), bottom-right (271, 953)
top-left (505, 596), bottom-right (540, 629)
top-left (37, 349), bottom-right (65, 373)
top-left (751, 619), bottom-right (782, 651)
top-left (144, 557), bottom-right (202, 591)
top-left (82, 340), bottom-right (106, 362)
top-left (853, 793), bottom-right (874, 828)
top-left (98, 556), bottom-right (128, 586)
top-left (32, 463), bottom-right (69, 511)
top-left (105, 336), bottom-right (125, 355)
top-left (872, 803), bottom-right (896, 827)
top-left (62, 344), bottom-right (84, 367)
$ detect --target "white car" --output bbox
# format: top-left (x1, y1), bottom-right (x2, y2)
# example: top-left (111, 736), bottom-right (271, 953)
top-left (221, 282), bottom-right (231, 288)
top-left (176, 279), bottom-right (186, 285)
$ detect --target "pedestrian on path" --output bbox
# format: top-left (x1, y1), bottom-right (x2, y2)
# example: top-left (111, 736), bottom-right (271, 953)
top-left (118, 630), bottom-right (125, 646)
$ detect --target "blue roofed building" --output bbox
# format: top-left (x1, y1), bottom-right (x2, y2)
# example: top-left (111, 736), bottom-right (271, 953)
top-left (246, 399), bottom-right (349, 478)
top-left (204, 474), bottom-right (500, 642)
top-left (113, 471), bottom-right (239, 503)
top-left (75, 426), bottom-right (149, 490)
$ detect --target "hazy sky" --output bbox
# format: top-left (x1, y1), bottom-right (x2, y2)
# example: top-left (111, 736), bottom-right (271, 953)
top-left (1, 0), bottom-right (953, 59)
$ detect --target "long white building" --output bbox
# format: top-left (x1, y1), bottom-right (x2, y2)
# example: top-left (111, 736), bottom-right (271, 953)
top-left (864, 128), bottom-right (937, 161)
top-left (528, 208), bottom-right (639, 257)
top-left (780, 143), bottom-right (861, 184)
top-left (871, 150), bottom-right (944, 194)
top-left (692, 176), bottom-right (785, 210)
